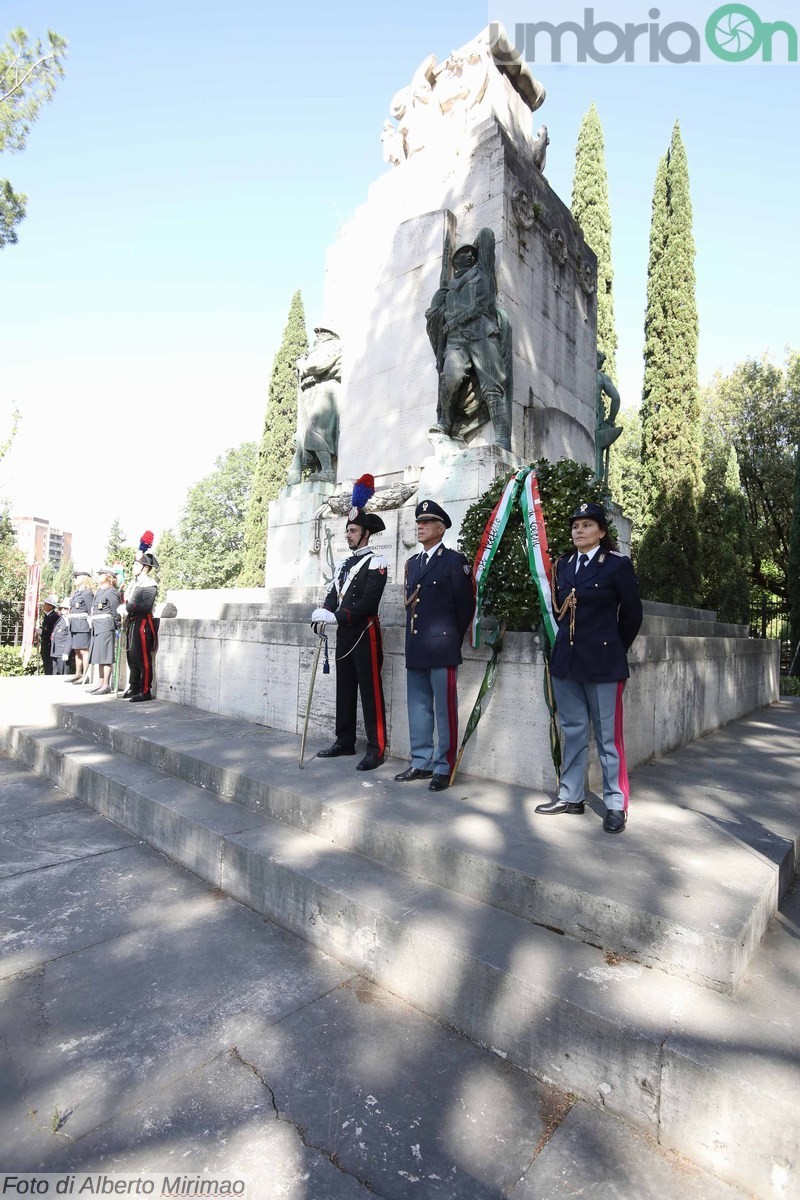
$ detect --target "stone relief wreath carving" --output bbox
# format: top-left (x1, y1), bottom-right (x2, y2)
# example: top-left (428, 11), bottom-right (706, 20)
top-left (548, 228), bottom-right (567, 265)
top-left (579, 259), bottom-right (597, 295)
top-left (511, 187), bottom-right (537, 230)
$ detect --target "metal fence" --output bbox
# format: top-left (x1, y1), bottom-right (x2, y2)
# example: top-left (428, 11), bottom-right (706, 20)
top-left (0, 602), bottom-right (24, 647)
top-left (749, 598), bottom-right (793, 671)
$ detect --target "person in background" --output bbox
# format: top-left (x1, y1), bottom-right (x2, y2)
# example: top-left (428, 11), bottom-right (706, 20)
top-left (67, 570), bottom-right (94, 683)
top-left (535, 501), bottom-right (643, 835)
top-left (87, 568), bottom-right (121, 695)
top-left (50, 600), bottom-right (72, 675)
top-left (37, 594), bottom-right (60, 675)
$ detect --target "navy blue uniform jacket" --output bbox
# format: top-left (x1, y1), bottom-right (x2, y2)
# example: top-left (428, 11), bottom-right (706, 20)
top-left (549, 550), bottom-right (643, 683)
top-left (404, 546), bottom-right (475, 670)
top-left (50, 615), bottom-right (71, 658)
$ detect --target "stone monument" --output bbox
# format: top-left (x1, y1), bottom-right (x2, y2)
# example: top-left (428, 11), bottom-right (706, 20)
top-left (158, 23), bottom-right (778, 794)
top-left (266, 23), bottom-right (599, 587)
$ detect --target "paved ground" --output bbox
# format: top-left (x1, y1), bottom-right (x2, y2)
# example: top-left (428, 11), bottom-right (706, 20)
top-left (0, 751), bottom-right (754, 1198)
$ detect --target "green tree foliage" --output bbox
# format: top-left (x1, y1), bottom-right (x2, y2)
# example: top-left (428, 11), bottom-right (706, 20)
top-left (153, 528), bottom-right (181, 596)
top-left (38, 559), bottom-right (55, 598)
top-left (458, 460), bottom-right (613, 631)
top-left (0, 406), bottom-right (20, 462)
top-left (702, 353), bottom-right (800, 600)
top-left (638, 123), bottom-right (701, 605)
top-left (607, 404), bottom-right (644, 548)
top-left (789, 446), bottom-right (800, 674)
top-left (103, 517), bottom-right (136, 571)
top-left (717, 449), bottom-right (751, 626)
top-left (171, 443), bottom-right (257, 589)
top-left (0, 507), bottom-right (26, 614)
top-left (571, 102), bottom-right (617, 381)
top-left (53, 556), bottom-right (74, 601)
top-left (1, 27), bottom-right (67, 247)
top-left (239, 290), bottom-right (308, 585)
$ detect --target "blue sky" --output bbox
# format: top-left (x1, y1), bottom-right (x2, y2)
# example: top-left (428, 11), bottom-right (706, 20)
top-left (1, 1), bottom-right (798, 565)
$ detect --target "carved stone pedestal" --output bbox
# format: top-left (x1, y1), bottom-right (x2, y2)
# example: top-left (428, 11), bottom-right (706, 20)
top-left (264, 481), bottom-right (336, 588)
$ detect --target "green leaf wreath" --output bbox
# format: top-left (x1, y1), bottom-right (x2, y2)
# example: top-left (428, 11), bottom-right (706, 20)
top-left (458, 459), bottom-right (615, 631)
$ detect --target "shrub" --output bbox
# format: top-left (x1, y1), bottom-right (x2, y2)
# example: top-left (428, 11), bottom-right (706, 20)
top-left (458, 459), bottom-right (614, 631)
top-left (0, 646), bottom-right (39, 676)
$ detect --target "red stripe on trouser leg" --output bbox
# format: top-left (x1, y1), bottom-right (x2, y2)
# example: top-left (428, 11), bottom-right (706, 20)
top-left (367, 622), bottom-right (386, 757)
top-left (614, 680), bottom-right (630, 811)
top-left (139, 618), bottom-right (151, 693)
top-left (446, 666), bottom-right (458, 773)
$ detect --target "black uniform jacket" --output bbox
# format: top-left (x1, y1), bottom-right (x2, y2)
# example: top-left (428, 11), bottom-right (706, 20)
top-left (549, 550), bottom-right (643, 683)
top-left (404, 545), bottom-right (476, 670)
top-left (69, 588), bottom-right (94, 634)
top-left (126, 582), bottom-right (157, 617)
top-left (323, 551), bottom-right (387, 651)
top-left (40, 609), bottom-right (59, 655)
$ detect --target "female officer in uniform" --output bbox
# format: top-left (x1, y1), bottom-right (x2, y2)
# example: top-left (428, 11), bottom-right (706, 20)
top-left (535, 502), bottom-right (642, 834)
top-left (67, 571), bottom-right (94, 683)
top-left (87, 568), bottom-right (121, 694)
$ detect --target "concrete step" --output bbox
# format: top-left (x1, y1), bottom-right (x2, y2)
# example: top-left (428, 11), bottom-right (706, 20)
top-left (46, 695), bottom-right (797, 996)
top-left (3, 708), bottom-right (798, 1199)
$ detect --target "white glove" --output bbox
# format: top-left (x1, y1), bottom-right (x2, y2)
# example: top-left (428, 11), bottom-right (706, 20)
top-left (62, 654), bottom-right (69, 661)
top-left (311, 608), bottom-right (337, 624)
top-left (117, 604), bottom-right (127, 616)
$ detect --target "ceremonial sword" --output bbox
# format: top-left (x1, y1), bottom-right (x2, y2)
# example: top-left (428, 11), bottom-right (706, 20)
top-left (299, 624), bottom-right (326, 769)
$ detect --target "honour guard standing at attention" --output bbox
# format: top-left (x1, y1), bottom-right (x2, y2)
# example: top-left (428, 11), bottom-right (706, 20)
top-left (67, 571), bottom-right (94, 683)
top-left (395, 499), bottom-right (475, 791)
top-left (122, 532), bottom-right (159, 703)
top-left (311, 475), bottom-right (388, 772)
top-left (535, 501), bottom-right (642, 834)
top-left (87, 568), bottom-right (121, 694)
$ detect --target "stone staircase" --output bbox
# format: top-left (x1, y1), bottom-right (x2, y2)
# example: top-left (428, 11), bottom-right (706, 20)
top-left (1, 679), bottom-right (797, 1199)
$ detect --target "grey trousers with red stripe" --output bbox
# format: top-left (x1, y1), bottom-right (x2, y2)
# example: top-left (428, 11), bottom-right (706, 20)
top-left (406, 665), bottom-right (459, 777)
top-left (552, 677), bottom-right (629, 811)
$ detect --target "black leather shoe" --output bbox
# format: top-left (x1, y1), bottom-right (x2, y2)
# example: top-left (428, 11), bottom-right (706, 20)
top-left (121, 688), bottom-right (135, 698)
top-left (394, 767), bottom-right (434, 782)
top-left (356, 754), bottom-right (384, 772)
top-left (316, 744), bottom-right (356, 759)
top-left (428, 774), bottom-right (450, 792)
top-left (603, 809), bottom-right (627, 834)
top-left (534, 798), bottom-right (586, 815)
top-left (129, 692), bottom-right (152, 703)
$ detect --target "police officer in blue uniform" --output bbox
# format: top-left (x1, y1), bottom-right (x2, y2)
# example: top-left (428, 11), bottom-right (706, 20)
top-left (395, 499), bottom-right (475, 791)
top-left (535, 501), bottom-right (643, 834)
top-left (312, 507), bottom-right (389, 771)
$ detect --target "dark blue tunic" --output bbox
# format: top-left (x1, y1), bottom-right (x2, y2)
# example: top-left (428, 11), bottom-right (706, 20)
top-left (549, 550), bottom-right (643, 683)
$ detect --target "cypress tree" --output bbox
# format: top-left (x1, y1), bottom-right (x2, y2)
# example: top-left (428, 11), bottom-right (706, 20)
top-left (638, 123), bottom-right (702, 605)
top-left (571, 102), bottom-right (617, 381)
top-left (239, 291), bottom-right (308, 586)
top-left (789, 446), bottom-right (800, 674)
